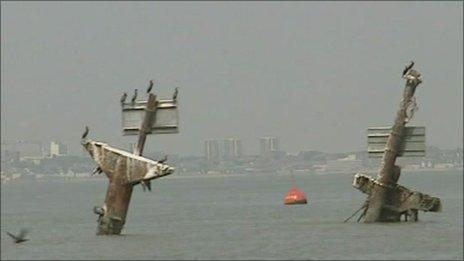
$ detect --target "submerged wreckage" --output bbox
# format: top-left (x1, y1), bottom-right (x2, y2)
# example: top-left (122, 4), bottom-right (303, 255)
top-left (82, 82), bottom-right (179, 235)
top-left (349, 62), bottom-right (442, 223)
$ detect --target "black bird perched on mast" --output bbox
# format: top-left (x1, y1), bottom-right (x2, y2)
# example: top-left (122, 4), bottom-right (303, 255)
top-left (6, 229), bottom-right (29, 244)
top-left (146, 80), bottom-right (154, 94)
top-left (120, 92), bottom-right (127, 104)
top-left (172, 87), bottom-right (179, 101)
top-left (131, 89), bottom-right (138, 104)
top-left (81, 126), bottom-right (89, 139)
top-left (402, 61), bottom-right (414, 77)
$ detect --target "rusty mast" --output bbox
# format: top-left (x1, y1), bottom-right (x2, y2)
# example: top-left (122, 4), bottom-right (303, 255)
top-left (350, 62), bottom-right (441, 223)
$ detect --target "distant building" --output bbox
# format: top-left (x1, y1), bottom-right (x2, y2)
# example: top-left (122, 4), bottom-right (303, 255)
top-left (218, 139), bottom-right (232, 159)
top-left (205, 138), bottom-right (242, 161)
top-left (260, 137), bottom-right (278, 155)
top-left (219, 138), bottom-right (242, 159)
top-left (205, 139), bottom-right (220, 161)
top-left (232, 139), bottom-right (242, 158)
top-left (50, 141), bottom-right (68, 157)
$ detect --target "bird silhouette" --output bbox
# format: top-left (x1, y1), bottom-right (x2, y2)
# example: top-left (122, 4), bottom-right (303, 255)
top-left (141, 180), bottom-right (152, 192)
top-left (131, 89), bottom-right (138, 104)
top-left (6, 229), bottom-right (29, 244)
top-left (172, 87), bottom-right (179, 101)
top-left (402, 61), bottom-right (414, 77)
top-left (120, 92), bottom-right (127, 104)
top-left (147, 80), bottom-right (154, 93)
top-left (93, 206), bottom-right (105, 222)
top-left (93, 206), bottom-right (104, 215)
top-left (81, 126), bottom-right (89, 139)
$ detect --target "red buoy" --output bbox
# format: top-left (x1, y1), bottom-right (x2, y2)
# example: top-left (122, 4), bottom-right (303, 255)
top-left (284, 175), bottom-right (307, 205)
top-left (284, 187), bottom-right (307, 205)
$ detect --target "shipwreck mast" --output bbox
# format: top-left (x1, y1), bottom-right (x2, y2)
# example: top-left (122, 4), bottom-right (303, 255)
top-left (365, 63), bottom-right (423, 222)
top-left (82, 82), bottom-right (179, 235)
top-left (350, 62), bottom-right (442, 223)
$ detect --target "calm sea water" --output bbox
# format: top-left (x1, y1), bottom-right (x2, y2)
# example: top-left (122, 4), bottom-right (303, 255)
top-left (1, 171), bottom-right (462, 260)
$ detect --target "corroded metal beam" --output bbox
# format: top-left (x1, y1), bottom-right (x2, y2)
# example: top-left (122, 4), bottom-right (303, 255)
top-left (134, 94), bottom-right (157, 156)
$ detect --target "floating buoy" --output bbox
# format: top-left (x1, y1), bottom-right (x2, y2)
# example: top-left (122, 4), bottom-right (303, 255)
top-left (284, 174), bottom-right (307, 205)
top-left (284, 187), bottom-right (307, 205)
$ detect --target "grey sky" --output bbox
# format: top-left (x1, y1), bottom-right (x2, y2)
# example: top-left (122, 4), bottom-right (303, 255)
top-left (1, 2), bottom-right (462, 156)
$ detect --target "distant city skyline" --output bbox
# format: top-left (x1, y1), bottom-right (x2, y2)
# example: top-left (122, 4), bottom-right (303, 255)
top-left (204, 138), bottom-right (242, 160)
top-left (1, 138), bottom-right (462, 159)
top-left (2, 2), bottom-right (462, 156)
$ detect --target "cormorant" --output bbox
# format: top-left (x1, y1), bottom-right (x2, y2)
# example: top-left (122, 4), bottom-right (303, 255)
top-left (147, 80), bottom-right (154, 94)
top-left (131, 89), bottom-right (138, 104)
top-left (172, 87), bottom-right (178, 101)
top-left (6, 229), bottom-right (29, 244)
top-left (81, 126), bottom-right (89, 139)
top-left (402, 61), bottom-right (414, 77)
top-left (120, 92), bottom-right (127, 104)
top-left (141, 180), bottom-right (152, 192)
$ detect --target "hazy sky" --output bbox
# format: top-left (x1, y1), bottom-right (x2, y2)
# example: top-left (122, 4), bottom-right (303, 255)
top-left (1, 2), bottom-right (463, 156)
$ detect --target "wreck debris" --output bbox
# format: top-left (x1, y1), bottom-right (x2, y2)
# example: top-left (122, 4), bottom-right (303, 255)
top-left (81, 85), bottom-right (179, 235)
top-left (351, 62), bottom-right (442, 223)
top-left (81, 139), bottom-right (175, 234)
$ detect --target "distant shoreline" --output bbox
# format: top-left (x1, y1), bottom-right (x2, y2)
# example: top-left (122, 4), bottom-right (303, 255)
top-left (83, 168), bottom-right (464, 180)
top-left (1, 167), bottom-right (462, 184)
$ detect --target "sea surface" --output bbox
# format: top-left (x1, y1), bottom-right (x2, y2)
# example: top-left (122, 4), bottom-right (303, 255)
top-left (1, 170), bottom-right (463, 260)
